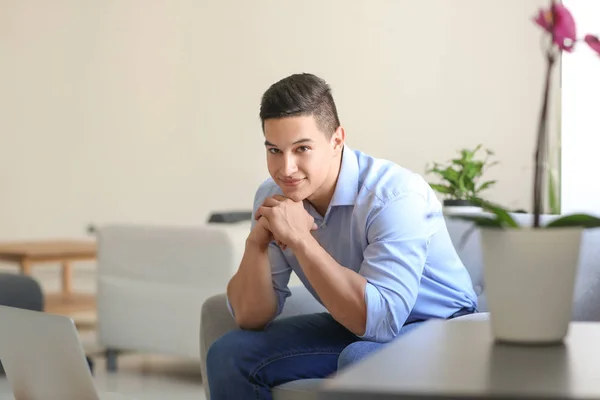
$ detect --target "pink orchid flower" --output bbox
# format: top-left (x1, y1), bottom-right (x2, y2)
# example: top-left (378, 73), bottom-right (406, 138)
top-left (585, 34), bottom-right (600, 56)
top-left (533, 3), bottom-right (577, 52)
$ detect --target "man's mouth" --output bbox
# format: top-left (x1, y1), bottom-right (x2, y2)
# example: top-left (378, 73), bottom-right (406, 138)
top-left (280, 178), bottom-right (305, 187)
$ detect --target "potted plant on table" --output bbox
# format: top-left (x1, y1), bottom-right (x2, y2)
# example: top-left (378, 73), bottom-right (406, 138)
top-left (426, 144), bottom-right (498, 215)
top-left (454, 1), bottom-right (600, 345)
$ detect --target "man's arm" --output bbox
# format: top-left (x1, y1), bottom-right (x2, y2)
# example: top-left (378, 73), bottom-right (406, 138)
top-left (290, 193), bottom-right (432, 342)
top-left (227, 237), bottom-right (277, 330)
top-left (227, 217), bottom-right (293, 330)
top-left (292, 238), bottom-right (367, 335)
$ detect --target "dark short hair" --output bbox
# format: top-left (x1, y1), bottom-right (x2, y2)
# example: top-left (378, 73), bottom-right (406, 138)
top-left (259, 73), bottom-right (341, 137)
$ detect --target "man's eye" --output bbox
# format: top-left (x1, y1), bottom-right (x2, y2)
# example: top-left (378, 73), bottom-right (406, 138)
top-left (268, 148), bottom-right (280, 154)
top-left (297, 146), bottom-right (310, 153)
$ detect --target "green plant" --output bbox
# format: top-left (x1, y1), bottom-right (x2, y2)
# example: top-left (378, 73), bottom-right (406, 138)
top-left (547, 152), bottom-right (561, 215)
top-left (453, 1), bottom-right (600, 231)
top-left (426, 145), bottom-right (498, 202)
top-left (547, 93), bottom-right (561, 215)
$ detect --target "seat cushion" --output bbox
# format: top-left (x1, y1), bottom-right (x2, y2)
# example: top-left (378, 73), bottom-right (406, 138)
top-left (451, 311), bottom-right (490, 322)
top-left (273, 378), bottom-right (324, 400)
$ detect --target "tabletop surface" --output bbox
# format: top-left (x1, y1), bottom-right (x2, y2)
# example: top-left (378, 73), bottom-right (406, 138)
top-left (0, 240), bottom-right (96, 258)
top-left (319, 319), bottom-right (600, 399)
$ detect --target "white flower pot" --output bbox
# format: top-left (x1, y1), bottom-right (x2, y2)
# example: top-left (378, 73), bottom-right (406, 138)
top-left (443, 205), bottom-right (483, 216)
top-left (480, 227), bottom-right (583, 344)
top-left (442, 200), bottom-right (482, 216)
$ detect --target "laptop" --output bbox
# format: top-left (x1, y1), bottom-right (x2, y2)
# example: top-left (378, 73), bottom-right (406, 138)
top-left (0, 305), bottom-right (131, 400)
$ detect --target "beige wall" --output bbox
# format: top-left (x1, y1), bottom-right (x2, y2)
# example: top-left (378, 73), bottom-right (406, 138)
top-left (0, 0), bottom-right (557, 240)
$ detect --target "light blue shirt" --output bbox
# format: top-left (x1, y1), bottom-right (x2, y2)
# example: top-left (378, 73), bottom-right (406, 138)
top-left (232, 145), bottom-right (477, 343)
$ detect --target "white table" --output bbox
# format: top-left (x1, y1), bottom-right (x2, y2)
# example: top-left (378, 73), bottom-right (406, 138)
top-left (319, 319), bottom-right (600, 399)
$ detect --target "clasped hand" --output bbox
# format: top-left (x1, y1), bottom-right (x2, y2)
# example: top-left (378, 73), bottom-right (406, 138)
top-left (254, 195), bottom-right (318, 250)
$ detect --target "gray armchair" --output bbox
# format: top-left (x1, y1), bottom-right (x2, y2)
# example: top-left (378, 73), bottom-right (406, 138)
top-left (0, 273), bottom-right (44, 374)
top-left (200, 285), bottom-right (327, 400)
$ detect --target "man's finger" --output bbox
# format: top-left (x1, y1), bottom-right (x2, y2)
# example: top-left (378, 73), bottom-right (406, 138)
top-left (271, 195), bottom-right (288, 202)
top-left (256, 206), bottom-right (273, 220)
top-left (257, 214), bottom-right (270, 228)
top-left (262, 197), bottom-right (281, 207)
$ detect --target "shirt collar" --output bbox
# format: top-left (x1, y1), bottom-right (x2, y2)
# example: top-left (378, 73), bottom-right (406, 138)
top-left (329, 145), bottom-right (359, 207)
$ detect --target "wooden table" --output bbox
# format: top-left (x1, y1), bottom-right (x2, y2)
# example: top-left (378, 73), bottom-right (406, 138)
top-left (0, 240), bottom-right (96, 296)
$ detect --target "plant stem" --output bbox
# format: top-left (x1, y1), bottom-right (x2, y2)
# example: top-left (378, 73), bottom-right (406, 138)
top-left (533, 54), bottom-right (555, 228)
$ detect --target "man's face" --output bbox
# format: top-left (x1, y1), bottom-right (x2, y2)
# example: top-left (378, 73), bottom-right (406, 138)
top-left (263, 115), bottom-right (341, 202)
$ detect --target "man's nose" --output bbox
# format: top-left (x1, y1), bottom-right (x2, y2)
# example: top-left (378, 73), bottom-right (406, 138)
top-left (282, 155), bottom-right (298, 176)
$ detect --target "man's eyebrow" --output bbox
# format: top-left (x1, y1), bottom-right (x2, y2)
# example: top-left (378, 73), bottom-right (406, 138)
top-left (264, 138), bottom-right (314, 147)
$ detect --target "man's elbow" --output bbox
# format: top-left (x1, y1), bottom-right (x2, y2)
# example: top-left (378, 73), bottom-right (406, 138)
top-left (333, 305), bottom-right (367, 336)
top-left (233, 306), bottom-right (277, 331)
top-left (235, 317), bottom-right (269, 331)
top-left (347, 313), bottom-right (367, 337)
top-left (349, 324), bottom-right (366, 337)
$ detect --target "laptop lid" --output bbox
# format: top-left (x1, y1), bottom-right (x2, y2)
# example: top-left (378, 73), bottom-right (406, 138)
top-left (0, 305), bottom-right (100, 400)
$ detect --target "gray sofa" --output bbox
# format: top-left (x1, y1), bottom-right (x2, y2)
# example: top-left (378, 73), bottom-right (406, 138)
top-left (199, 213), bottom-right (600, 400)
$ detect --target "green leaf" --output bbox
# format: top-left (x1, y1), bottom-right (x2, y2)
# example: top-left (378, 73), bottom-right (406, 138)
top-left (429, 184), bottom-right (453, 194)
top-left (545, 214), bottom-right (600, 229)
top-left (451, 215), bottom-right (504, 227)
top-left (464, 162), bottom-right (483, 180)
top-left (460, 150), bottom-right (472, 162)
top-left (469, 198), bottom-right (519, 228)
top-left (425, 145), bottom-right (498, 202)
top-left (475, 180), bottom-right (497, 193)
top-left (435, 167), bottom-right (460, 187)
top-left (425, 162), bottom-right (440, 174)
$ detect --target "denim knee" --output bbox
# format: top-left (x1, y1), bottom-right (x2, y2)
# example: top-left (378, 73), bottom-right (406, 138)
top-left (337, 341), bottom-right (384, 370)
top-left (206, 330), bottom-right (248, 387)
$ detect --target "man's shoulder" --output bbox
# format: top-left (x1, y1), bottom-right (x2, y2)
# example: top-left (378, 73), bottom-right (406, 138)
top-left (252, 178), bottom-right (283, 209)
top-left (354, 150), bottom-right (434, 205)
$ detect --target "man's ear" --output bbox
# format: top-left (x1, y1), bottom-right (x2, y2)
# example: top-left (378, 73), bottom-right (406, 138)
top-left (331, 126), bottom-right (346, 155)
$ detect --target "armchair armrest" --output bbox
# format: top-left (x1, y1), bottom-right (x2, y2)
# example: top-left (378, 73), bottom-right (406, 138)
top-left (199, 284), bottom-right (326, 398)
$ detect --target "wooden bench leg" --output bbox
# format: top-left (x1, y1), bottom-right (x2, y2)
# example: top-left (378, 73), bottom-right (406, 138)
top-left (62, 260), bottom-right (72, 295)
top-left (20, 259), bottom-right (32, 275)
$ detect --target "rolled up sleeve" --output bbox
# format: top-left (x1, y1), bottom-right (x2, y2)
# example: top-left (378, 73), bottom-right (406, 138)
top-left (358, 192), bottom-right (433, 342)
top-left (268, 243), bottom-right (293, 318)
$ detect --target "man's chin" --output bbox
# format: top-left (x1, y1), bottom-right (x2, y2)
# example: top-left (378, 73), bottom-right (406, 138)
top-left (280, 188), bottom-right (307, 202)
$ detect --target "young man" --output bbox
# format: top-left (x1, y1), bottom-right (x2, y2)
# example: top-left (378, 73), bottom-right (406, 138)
top-left (206, 73), bottom-right (477, 399)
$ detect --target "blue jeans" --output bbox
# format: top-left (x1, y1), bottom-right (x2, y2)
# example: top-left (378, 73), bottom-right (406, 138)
top-left (206, 312), bottom-right (426, 400)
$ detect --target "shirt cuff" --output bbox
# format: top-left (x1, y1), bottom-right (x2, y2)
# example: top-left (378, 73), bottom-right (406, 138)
top-left (357, 282), bottom-right (397, 343)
